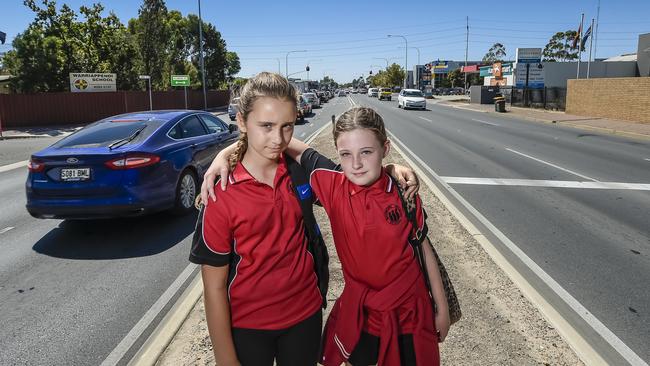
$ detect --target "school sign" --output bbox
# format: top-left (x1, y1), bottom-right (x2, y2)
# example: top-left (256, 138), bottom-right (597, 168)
top-left (69, 73), bottom-right (116, 92)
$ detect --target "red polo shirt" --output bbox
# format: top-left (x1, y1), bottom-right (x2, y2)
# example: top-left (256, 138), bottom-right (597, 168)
top-left (190, 156), bottom-right (322, 330)
top-left (301, 148), bottom-right (426, 290)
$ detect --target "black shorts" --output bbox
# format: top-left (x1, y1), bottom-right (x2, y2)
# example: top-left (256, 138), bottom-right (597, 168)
top-left (347, 332), bottom-right (416, 366)
top-left (231, 310), bottom-right (322, 366)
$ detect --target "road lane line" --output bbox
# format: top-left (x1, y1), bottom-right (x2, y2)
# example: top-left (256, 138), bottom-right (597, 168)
top-left (418, 116), bottom-right (432, 122)
top-left (441, 177), bottom-right (650, 190)
top-left (471, 118), bottom-right (500, 126)
top-left (100, 263), bottom-right (198, 366)
top-left (645, 158), bottom-right (650, 162)
top-left (388, 130), bottom-right (645, 366)
top-left (0, 161), bottom-right (28, 173)
top-left (0, 227), bottom-right (15, 234)
top-left (506, 148), bottom-right (598, 182)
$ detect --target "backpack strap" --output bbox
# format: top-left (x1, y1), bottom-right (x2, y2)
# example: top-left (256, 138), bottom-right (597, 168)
top-left (285, 155), bottom-right (330, 309)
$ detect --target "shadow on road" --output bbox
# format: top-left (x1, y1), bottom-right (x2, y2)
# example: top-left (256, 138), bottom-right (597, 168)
top-left (32, 211), bottom-right (198, 260)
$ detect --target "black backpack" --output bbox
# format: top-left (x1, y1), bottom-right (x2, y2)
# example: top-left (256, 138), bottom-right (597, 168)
top-left (285, 155), bottom-right (330, 309)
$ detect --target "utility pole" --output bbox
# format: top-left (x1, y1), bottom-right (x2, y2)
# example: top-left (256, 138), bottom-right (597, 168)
top-left (594, 0), bottom-right (601, 57)
top-left (388, 35), bottom-right (408, 88)
top-left (197, 0), bottom-right (207, 110)
top-left (464, 16), bottom-right (469, 91)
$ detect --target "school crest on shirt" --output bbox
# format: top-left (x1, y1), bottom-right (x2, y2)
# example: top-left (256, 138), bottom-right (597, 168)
top-left (384, 204), bottom-right (402, 225)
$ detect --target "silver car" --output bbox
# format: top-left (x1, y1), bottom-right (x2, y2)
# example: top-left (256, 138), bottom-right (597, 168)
top-left (302, 92), bottom-right (320, 108)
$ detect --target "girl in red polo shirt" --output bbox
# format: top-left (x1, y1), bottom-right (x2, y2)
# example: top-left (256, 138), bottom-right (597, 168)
top-left (202, 105), bottom-right (450, 366)
top-left (191, 73), bottom-right (418, 366)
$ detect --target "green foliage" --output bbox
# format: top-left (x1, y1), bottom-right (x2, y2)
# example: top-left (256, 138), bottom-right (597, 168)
top-left (543, 31), bottom-right (580, 62)
top-left (320, 75), bottom-right (338, 89)
top-left (369, 63), bottom-right (404, 87)
top-left (482, 43), bottom-right (506, 63)
top-left (6, 0), bottom-right (239, 93)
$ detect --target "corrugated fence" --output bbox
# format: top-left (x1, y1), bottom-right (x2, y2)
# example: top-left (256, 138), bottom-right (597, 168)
top-left (0, 90), bottom-right (230, 128)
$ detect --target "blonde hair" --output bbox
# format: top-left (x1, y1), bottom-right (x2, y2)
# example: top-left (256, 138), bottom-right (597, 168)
top-left (229, 72), bottom-right (299, 168)
top-left (333, 106), bottom-right (387, 147)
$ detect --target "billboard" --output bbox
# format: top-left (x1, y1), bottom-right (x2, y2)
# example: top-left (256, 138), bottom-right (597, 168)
top-left (515, 63), bottom-right (545, 89)
top-left (516, 48), bottom-right (542, 64)
top-left (69, 73), bottom-right (116, 92)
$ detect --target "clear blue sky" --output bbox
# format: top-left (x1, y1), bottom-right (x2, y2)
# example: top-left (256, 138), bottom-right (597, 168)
top-left (2, 0), bottom-right (648, 83)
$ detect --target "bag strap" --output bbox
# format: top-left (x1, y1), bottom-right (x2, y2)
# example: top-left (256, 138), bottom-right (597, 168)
top-left (285, 155), bottom-right (329, 308)
top-left (392, 177), bottom-right (435, 304)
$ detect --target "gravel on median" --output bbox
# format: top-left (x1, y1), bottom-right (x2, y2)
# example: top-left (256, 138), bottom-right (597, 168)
top-left (156, 125), bottom-right (583, 366)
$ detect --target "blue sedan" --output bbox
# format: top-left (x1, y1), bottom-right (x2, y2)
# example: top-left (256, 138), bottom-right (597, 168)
top-left (26, 110), bottom-right (239, 219)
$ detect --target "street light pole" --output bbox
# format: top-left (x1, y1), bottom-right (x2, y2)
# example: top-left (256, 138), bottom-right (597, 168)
top-left (388, 34), bottom-right (408, 88)
top-left (275, 58), bottom-right (281, 74)
top-left (399, 46), bottom-right (420, 88)
top-left (197, 0), bottom-right (207, 110)
top-left (285, 50), bottom-right (308, 78)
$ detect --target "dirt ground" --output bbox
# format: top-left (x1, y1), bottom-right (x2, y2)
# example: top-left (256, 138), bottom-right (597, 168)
top-left (156, 126), bottom-right (584, 366)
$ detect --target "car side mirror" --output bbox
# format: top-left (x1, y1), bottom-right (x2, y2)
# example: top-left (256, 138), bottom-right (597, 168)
top-left (228, 124), bottom-right (238, 133)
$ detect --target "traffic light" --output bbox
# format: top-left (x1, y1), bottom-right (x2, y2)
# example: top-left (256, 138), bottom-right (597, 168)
top-left (369, 70), bottom-right (373, 75)
top-left (306, 65), bottom-right (310, 72)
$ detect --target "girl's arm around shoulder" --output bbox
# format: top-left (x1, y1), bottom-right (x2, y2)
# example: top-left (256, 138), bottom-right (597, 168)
top-left (201, 265), bottom-right (241, 366)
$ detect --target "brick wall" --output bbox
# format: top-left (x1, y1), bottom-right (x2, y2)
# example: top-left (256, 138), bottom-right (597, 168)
top-left (566, 77), bottom-right (650, 123)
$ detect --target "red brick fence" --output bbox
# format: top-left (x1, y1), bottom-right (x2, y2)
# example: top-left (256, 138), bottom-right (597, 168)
top-left (0, 89), bottom-right (230, 128)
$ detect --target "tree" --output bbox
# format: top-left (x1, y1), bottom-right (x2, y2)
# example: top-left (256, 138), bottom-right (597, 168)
top-left (130, 0), bottom-right (169, 90)
top-left (543, 31), bottom-right (580, 62)
top-left (5, 0), bottom-right (142, 92)
top-left (483, 43), bottom-right (506, 63)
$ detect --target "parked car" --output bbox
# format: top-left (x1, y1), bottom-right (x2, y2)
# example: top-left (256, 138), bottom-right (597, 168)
top-left (378, 87), bottom-right (392, 101)
top-left (337, 90), bottom-right (346, 97)
top-left (25, 110), bottom-right (239, 219)
top-left (398, 89), bottom-right (426, 110)
top-left (297, 95), bottom-right (312, 122)
top-left (367, 88), bottom-right (379, 97)
top-left (228, 97), bottom-right (240, 121)
top-left (302, 92), bottom-right (320, 108)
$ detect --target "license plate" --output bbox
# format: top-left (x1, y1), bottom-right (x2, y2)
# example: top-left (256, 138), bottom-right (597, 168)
top-left (61, 168), bottom-right (91, 181)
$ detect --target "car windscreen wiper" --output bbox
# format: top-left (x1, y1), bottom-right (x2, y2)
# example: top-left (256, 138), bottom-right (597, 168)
top-left (108, 125), bottom-right (147, 150)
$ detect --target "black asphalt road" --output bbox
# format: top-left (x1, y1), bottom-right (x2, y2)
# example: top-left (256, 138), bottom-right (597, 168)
top-left (0, 101), bottom-right (346, 366)
top-left (352, 93), bottom-right (650, 364)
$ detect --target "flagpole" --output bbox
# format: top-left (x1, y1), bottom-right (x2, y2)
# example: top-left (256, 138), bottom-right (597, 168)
top-left (576, 13), bottom-right (584, 79)
top-left (587, 18), bottom-right (595, 79)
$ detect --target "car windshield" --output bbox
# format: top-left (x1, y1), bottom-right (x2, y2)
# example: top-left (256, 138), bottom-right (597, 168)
top-left (53, 119), bottom-right (165, 148)
top-left (404, 91), bottom-right (424, 97)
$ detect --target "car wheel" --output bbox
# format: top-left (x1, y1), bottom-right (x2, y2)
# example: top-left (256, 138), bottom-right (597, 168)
top-left (172, 169), bottom-right (198, 215)
top-left (300, 114), bottom-right (305, 122)
top-left (229, 116), bottom-right (235, 121)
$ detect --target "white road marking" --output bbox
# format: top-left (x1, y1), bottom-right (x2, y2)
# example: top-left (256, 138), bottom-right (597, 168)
top-left (506, 148), bottom-right (598, 182)
top-left (441, 177), bottom-right (650, 190)
top-left (0, 227), bottom-right (15, 234)
top-left (0, 161), bottom-right (28, 173)
top-left (471, 118), bottom-right (500, 126)
top-left (100, 263), bottom-right (197, 366)
top-left (645, 158), bottom-right (650, 162)
top-left (418, 117), bottom-right (432, 122)
top-left (388, 131), bottom-right (648, 366)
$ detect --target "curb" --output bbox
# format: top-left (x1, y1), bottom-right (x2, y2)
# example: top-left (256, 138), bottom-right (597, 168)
top-left (128, 272), bottom-right (203, 366)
